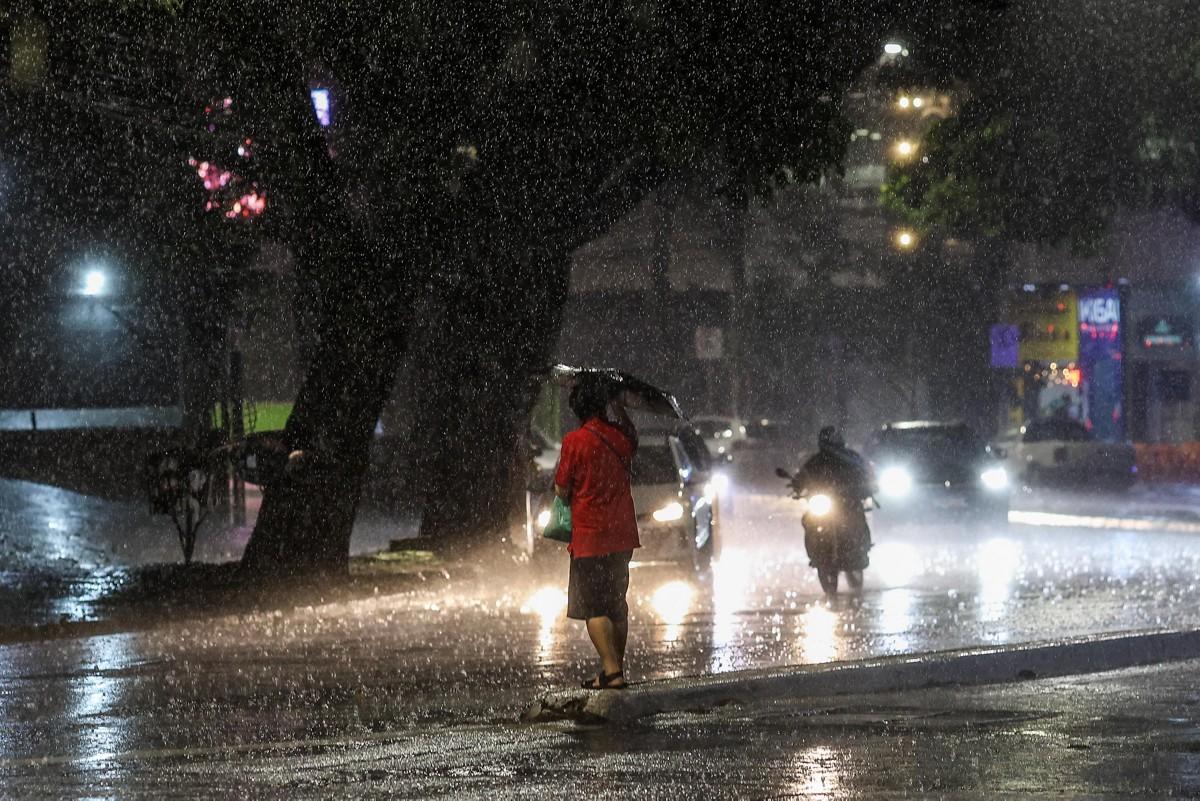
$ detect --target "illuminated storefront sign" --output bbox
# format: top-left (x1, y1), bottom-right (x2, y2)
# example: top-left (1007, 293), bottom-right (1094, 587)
top-left (1138, 316), bottom-right (1193, 350)
top-left (990, 324), bottom-right (1019, 369)
top-left (1000, 285), bottom-right (1126, 441)
top-left (1010, 289), bottom-right (1079, 363)
top-left (1077, 287), bottom-right (1124, 441)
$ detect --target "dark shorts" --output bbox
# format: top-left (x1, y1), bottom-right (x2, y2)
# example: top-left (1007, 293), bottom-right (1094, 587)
top-left (567, 550), bottom-right (633, 622)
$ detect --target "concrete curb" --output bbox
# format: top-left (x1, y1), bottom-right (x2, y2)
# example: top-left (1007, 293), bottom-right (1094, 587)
top-left (523, 628), bottom-right (1200, 724)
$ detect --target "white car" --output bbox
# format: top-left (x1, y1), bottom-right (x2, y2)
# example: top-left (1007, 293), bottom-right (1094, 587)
top-left (993, 418), bottom-right (1136, 488)
top-left (524, 432), bottom-right (719, 572)
top-left (528, 427), bottom-right (561, 477)
top-left (691, 415), bottom-right (749, 459)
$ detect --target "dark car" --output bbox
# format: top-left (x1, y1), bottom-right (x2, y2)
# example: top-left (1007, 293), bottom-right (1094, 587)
top-left (864, 421), bottom-right (1010, 523)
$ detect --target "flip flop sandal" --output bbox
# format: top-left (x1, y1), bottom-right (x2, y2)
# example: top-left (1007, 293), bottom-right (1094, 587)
top-left (582, 671), bottom-right (627, 690)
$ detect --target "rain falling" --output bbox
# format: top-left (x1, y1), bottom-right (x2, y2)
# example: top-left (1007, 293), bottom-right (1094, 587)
top-left (1, 1), bottom-right (1200, 797)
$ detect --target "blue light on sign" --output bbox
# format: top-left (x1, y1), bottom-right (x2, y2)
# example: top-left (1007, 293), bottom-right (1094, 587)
top-left (1077, 287), bottom-right (1124, 441)
top-left (310, 88), bottom-right (332, 127)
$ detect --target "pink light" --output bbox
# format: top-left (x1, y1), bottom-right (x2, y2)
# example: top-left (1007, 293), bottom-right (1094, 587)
top-left (189, 151), bottom-right (267, 220)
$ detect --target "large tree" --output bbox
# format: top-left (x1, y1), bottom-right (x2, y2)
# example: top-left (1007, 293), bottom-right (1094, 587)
top-left (886, 1), bottom-right (1199, 254)
top-left (212, 1), bottom-right (1008, 577)
top-left (61, 1), bottom-right (1002, 577)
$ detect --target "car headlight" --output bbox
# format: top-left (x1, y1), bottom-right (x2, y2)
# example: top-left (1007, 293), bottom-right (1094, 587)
top-left (536, 509), bottom-right (551, 530)
top-left (807, 493), bottom-right (833, 517)
top-left (704, 472), bottom-right (729, 500)
top-left (980, 466), bottom-right (1009, 492)
top-left (652, 501), bottom-right (685, 522)
top-left (879, 466), bottom-right (913, 498)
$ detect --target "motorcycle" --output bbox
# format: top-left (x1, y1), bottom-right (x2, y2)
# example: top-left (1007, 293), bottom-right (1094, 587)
top-left (775, 467), bottom-right (874, 594)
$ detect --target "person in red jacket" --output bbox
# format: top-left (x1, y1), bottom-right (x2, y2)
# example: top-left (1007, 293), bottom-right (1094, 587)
top-left (555, 375), bottom-right (639, 690)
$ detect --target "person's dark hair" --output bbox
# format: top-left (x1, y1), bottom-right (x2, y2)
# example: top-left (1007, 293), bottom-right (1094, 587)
top-left (569, 375), bottom-right (612, 422)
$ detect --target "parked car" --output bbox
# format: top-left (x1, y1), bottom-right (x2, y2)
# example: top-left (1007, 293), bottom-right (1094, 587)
top-left (992, 418), bottom-right (1136, 488)
top-left (744, 416), bottom-right (802, 442)
top-left (691, 415), bottom-right (749, 459)
top-left (523, 430), bottom-right (720, 572)
top-left (528, 426), bottom-right (561, 478)
top-left (865, 421), bottom-right (1010, 523)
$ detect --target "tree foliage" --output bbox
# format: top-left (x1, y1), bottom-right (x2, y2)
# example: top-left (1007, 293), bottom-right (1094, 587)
top-left (18, 1), bottom-right (1008, 575)
top-left (885, 1), bottom-right (1200, 252)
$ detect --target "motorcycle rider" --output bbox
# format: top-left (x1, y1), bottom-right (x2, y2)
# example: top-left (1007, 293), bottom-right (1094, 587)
top-left (793, 426), bottom-right (875, 584)
top-left (797, 427), bottom-right (874, 495)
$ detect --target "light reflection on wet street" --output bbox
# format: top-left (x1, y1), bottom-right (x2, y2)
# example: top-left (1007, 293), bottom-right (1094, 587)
top-left (4, 451), bottom-right (1200, 784)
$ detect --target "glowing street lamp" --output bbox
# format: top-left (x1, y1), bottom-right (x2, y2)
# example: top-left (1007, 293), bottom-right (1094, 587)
top-left (893, 139), bottom-right (917, 160)
top-left (81, 269), bottom-right (106, 296)
top-left (894, 229), bottom-right (918, 250)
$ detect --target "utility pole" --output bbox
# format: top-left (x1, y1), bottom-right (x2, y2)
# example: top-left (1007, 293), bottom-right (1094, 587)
top-left (727, 179), bottom-right (750, 420)
top-left (227, 328), bottom-right (246, 526)
top-left (650, 181), bottom-right (677, 370)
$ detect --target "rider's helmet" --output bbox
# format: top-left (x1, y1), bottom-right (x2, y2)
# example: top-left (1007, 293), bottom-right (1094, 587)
top-left (818, 425), bottom-right (845, 453)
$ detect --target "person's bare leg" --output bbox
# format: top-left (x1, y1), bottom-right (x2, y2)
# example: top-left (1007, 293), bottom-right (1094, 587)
top-left (585, 616), bottom-right (626, 686)
top-left (614, 618), bottom-right (628, 664)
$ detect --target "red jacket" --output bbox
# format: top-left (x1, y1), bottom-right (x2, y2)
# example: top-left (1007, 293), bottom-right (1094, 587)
top-left (555, 418), bottom-right (640, 558)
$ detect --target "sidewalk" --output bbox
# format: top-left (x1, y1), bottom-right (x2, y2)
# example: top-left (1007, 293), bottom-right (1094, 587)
top-left (0, 475), bottom-right (425, 635)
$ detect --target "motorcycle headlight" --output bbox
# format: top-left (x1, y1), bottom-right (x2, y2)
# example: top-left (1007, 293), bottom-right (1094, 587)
top-left (879, 466), bottom-right (914, 498)
top-left (807, 493), bottom-right (833, 517)
top-left (536, 509), bottom-right (551, 530)
top-left (652, 501), bottom-right (685, 522)
top-left (980, 466), bottom-right (1009, 492)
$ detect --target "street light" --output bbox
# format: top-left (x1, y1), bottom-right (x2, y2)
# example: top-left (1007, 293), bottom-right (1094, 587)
top-left (81, 269), bottom-right (106, 296)
top-left (894, 229), bottom-right (918, 250)
top-left (893, 139), bottom-right (917, 160)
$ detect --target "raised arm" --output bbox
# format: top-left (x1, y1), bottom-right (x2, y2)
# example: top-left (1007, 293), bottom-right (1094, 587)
top-left (607, 390), bottom-right (639, 449)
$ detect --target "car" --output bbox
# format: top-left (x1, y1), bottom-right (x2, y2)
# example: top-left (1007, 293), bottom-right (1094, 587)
top-left (744, 416), bottom-right (801, 442)
top-left (523, 430), bottom-right (721, 572)
top-left (992, 418), bottom-right (1136, 488)
top-left (528, 426), bottom-right (561, 478)
top-left (691, 414), bottom-right (749, 459)
top-left (864, 421), bottom-right (1010, 523)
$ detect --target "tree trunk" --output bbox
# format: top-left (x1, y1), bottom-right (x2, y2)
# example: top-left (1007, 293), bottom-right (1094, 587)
top-left (239, 315), bottom-right (400, 577)
top-left (231, 29), bottom-right (416, 578)
top-left (410, 247), bottom-right (570, 553)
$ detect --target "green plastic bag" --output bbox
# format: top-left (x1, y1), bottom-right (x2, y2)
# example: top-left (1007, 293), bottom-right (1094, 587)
top-left (542, 495), bottom-right (572, 543)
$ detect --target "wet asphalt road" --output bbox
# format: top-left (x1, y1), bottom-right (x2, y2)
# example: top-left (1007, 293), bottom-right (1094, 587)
top-left (8, 658), bottom-right (1200, 799)
top-left (4, 448), bottom-right (1200, 790)
top-left (7, 647), bottom-right (1200, 796)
